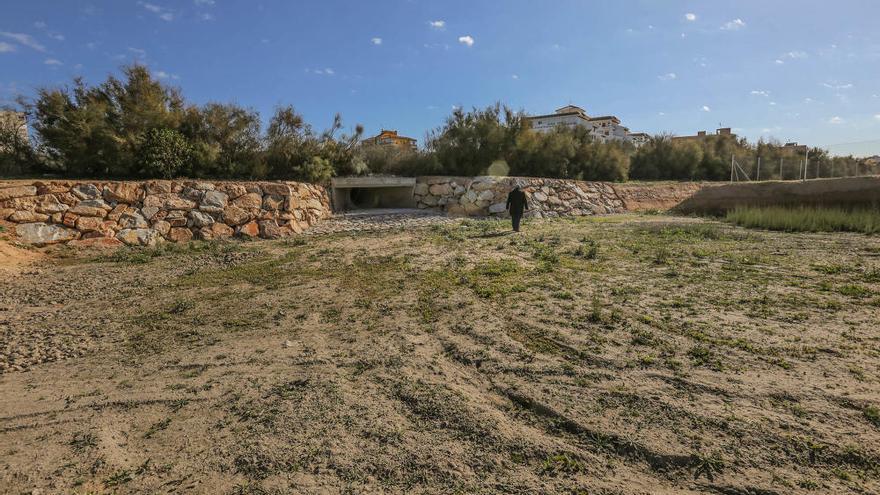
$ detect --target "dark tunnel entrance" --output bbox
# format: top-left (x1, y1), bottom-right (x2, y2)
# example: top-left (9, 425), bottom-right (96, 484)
top-left (330, 177), bottom-right (417, 212)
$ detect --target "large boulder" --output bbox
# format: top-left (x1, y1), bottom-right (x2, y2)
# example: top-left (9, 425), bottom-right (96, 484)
top-left (75, 216), bottom-right (107, 233)
top-left (116, 228), bottom-right (162, 247)
top-left (166, 227), bottom-right (194, 243)
top-left (9, 211), bottom-right (49, 223)
top-left (429, 183), bottom-right (452, 196)
top-left (262, 194), bottom-right (285, 211)
top-left (259, 220), bottom-right (284, 239)
top-left (71, 184), bottom-right (101, 200)
top-left (188, 210), bottom-right (215, 228)
top-left (489, 202), bottom-right (507, 214)
top-left (15, 223), bottom-right (80, 246)
top-left (262, 183), bottom-right (291, 196)
top-left (143, 194), bottom-right (197, 211)
top-left (413, 183), bottom-right (429, 196)
top-left (0, 186), bottom-right (37, 202)
top-left (34, 195), bottom-right (69, 214)
top-left (118, 212), bottom-right (149, 230)
top-left (237, 221), bottom-right (260, 238)
top-left (220, 183), bottom-right (247, 199)
top-left (69, 199), bottom-right (110, 218)
top-left (200, 190), bottom-right (228, 213)
top-left (222, 205), bottom-right (250, 226)
top-left (232, 192), bottom-right (263, 210)
top-left (103, 183), bottom-right (143, 204)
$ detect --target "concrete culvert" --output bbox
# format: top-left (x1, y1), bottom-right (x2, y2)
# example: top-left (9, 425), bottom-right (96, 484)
top-left (331, 177), bottom-right (417, 211)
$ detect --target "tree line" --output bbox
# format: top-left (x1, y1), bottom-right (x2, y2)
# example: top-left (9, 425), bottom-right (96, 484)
top-left (1, 65), bottom-right (873, 182)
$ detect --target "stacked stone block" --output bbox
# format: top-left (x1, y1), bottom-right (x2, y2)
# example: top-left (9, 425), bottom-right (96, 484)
top-left (0, 180), bottom-right (331, 247)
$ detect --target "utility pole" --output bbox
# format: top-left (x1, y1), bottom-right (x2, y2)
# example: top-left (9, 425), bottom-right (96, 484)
top-left (730, 154), bottom-right (735, 182)
top-left (779, 157), bottom-right (783, 180)
top-left (757, 156), bottom-right (761, 181)
top-left (802, 149), bottom-right (809, 181)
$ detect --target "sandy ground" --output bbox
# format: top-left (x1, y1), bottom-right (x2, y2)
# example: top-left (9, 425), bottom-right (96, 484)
top-left (0, 214), bottom-right (878, 494)
top-left (0, 223), bottom-right (43, 276)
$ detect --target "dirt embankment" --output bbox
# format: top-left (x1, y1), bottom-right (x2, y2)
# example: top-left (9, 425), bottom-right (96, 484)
top-left (611, 182), bottom-right (709, 212)
top-left (675, 176), bottom-right (880, 213)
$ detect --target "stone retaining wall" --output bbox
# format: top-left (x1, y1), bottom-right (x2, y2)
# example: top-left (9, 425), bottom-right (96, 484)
top-left (0, 180), bottom-right (330, 247)
top-left (414, 176), bottom-right (626, 218)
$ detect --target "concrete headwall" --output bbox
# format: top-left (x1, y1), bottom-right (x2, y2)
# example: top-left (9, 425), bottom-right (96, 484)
top-left (0, 179), bottom-right (331, 247)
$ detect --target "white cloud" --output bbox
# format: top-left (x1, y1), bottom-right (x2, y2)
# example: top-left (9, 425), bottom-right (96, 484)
top-left (784, 51), bottom-right (808, 59)
top-left (371, 37), bottom-right (382, 45)
top-left (139, 2), bottom-right (174, 21)
top-left (200, 13), bottom-right (215, 21)
top-left (775, 59), bottom-right (785, 65)
top-left (429, 20), bottom-right (445, 29)
top-left (804, 97), bottom-right (814, 103)
top-left (324, 68), bottom-right (334, 75)
top-left (34, 21), bottom-right (47, 29)
top-left (751, 90), bottom-right (770, 97)
top-left (701, 105), bottom-right (711, 112)
top-left (658, 72), bottom-right (677, 81)
top-left (128, 47), bottom-right (147, 58)
top-left (0, 32), bottom-right (46, 52)
top-left (0, 42), bottom-right (15, 53)
top-left (769, 101), bottom-right (777, 106)
top-left (44, 58), bottom-right (62, 65)
top-left (823, 82), bottom-right (853, 90)
top-left (458, 35), bottom-right (474, 47)
top-left (721, 18), bottom-right (746, 31)
top-left (307, 67), bottom-right (335, 75)
top-left (511, 74), bottom-right (519, 80)
top-left (658, 112), bottom-right (666, 116)
top-left (874, 114), bottom-right (880, 121)
top-left (828, 116), bottom-right (844, 124)
top-left (49, 33), bottom-right (65, 41)
top-left (685, 13), bottom-right (696, 21)
top-left (156, 71), bottom-right (180, 80)
top-left (194, 0), bottom-right (215, 5)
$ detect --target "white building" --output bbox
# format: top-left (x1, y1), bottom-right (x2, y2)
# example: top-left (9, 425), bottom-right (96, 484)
top-left (525, 105), bottom-right (647, 146)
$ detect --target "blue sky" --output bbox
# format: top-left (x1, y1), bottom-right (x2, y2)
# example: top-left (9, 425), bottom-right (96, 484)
top-left (1, 0), bottom-right (879, 156)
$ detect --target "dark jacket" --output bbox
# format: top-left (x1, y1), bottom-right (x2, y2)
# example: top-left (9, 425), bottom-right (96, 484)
top-left (506, 189), bottom-right (528, 216)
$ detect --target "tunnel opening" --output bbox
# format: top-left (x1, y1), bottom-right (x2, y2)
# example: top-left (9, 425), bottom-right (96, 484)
top-left (330, 177), bottom-right (417, 212)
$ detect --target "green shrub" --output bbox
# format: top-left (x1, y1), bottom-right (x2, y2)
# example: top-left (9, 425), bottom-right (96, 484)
top-left (138, 128), bottom-right (192, 178)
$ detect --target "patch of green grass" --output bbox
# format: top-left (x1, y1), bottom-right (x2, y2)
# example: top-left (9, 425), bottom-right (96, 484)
top-left (863, 406), bottom-right (880, 428)
top-left (464, 259), bottom-right (526, 298)
top-left (539, 453), bottom-right (584, 476)
top-left (143, 418), bottom-right (172, 439)
top-left (104, 469), bottom-right (135, 487)
top-left (572, 238), bottom-right (599, 260)
top-left (70, 432), bottom-right (97, 453)
top-left (692, 452), bottom-right (724, 482)
top-left (687, 345), bottom-right (723, 371)
top-left (99, 240), bottom-right (241, 264)
top-left (725, 206), bottom-right (880, 234)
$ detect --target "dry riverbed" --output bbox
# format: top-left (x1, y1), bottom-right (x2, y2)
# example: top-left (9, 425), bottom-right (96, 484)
top-left (1, 214), bottom-right (878, 494)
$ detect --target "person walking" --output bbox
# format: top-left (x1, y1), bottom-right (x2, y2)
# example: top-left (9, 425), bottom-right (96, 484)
top-left (506, 185), bottom-right (529, 232)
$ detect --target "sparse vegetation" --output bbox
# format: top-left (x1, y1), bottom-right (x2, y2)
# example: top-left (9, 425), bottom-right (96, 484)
top-left (2, 214), bottom-right (879, 494)
top-left (725, 205), bottom-right (880, 234)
